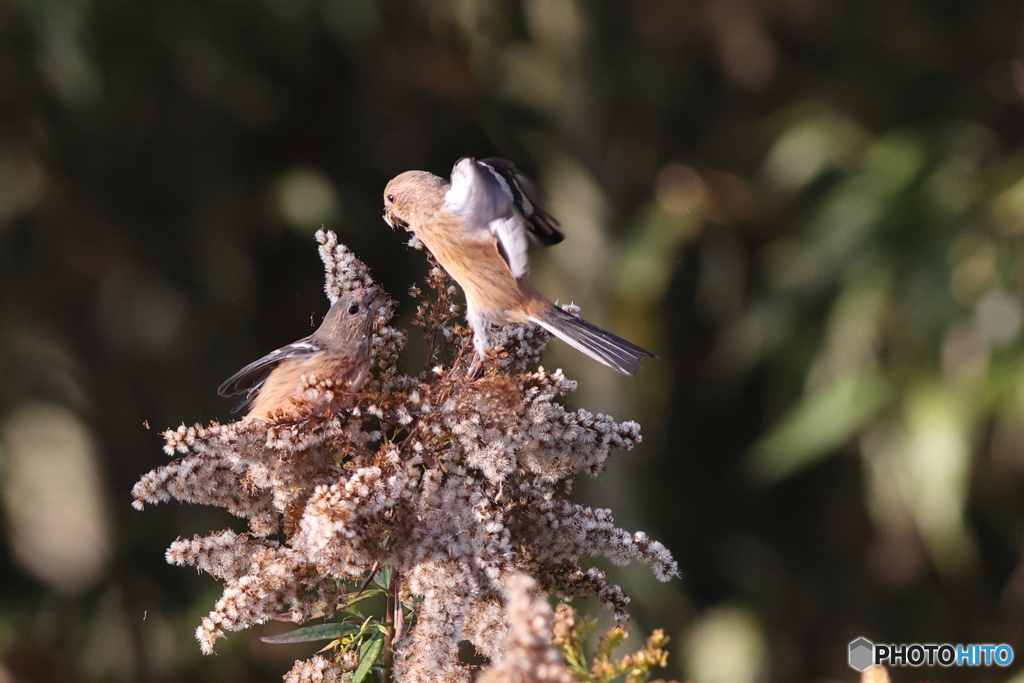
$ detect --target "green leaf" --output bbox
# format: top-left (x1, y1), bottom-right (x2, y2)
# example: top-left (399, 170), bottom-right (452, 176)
top-left (351, 633), bottom-right (384, 683)
top-left (260, 622), bottom-right (360, 644)
top-left (340, 588), bottom-right (383, 614)
top-left (372, 565), bottom-right (391, 590)
top-left (745, 367), bottom-right (893, 484)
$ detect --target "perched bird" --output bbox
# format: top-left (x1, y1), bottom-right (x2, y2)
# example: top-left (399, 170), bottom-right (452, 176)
top-left (219, 287), bottom-right (381, 420)
top-left (383, 157), bottom-right (654, 375)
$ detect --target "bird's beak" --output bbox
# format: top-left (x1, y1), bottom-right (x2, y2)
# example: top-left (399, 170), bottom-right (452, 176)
top-left (360, 287), bottom-right (383, 311)
top-left (382, 207), bottom-right (407, 231)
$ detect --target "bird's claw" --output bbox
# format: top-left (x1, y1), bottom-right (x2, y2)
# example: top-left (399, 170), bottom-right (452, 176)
top-left (467, 352), bottom-right (486, 379)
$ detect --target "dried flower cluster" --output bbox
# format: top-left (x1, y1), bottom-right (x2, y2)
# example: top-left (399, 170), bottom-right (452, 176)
top-left (133, 231), bottom-right (677, 683)
top-left (477, 574), bottom-right (576, 683)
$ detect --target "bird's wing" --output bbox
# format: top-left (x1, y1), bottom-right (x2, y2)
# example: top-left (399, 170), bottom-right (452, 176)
top-left (478, 158), bottom-right (563, 246)
top-left (487, 215), bottom-right (531, 280)
top-left (444, 157), bottom-right (512, 226)
top-left (218, 339), bottom-right (323, 400)
top-left (444, 157), bottom-right (531, 278)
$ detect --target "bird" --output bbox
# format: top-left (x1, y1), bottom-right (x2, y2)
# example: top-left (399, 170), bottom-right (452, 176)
top-left (382, 157), bottom-right (654, 375)
top-left (218, 287), bottom-right (381, 420)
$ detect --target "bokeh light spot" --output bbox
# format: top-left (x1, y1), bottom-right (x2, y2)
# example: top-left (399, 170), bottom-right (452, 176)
top-left (1, 402), bottom-right (112, 592)
top-left (275, 167), bottom-right (342, 233)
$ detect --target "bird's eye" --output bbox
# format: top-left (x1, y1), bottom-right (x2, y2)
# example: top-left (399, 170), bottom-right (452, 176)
top-left (386, 194), bottom-right (395, 203)
top-left (348, 304), bottom-right (360, 315)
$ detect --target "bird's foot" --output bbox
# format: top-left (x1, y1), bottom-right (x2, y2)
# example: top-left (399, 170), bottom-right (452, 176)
top-left (467, 351), bottom-right (487, 379)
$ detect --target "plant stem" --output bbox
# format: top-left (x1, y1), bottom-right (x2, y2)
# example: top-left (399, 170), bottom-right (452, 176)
top-left (381, 569), bottom-right (398, 683)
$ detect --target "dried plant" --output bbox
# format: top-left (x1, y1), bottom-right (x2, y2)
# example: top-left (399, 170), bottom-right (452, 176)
top-left (132, 231), bottom-right (677, 683)
top-left (476, 574), bottom-right (578, 683)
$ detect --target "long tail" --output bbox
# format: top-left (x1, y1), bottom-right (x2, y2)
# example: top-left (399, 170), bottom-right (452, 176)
top-left (531, 305), bottom-right (655, 375)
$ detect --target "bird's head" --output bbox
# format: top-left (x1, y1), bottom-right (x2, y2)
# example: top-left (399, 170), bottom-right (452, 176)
top-left (319, 287), bottom-right (383, 346)
top-left (383, 171), bottom-right (448, 232)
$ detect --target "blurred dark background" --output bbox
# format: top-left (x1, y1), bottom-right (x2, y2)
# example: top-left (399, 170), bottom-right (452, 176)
top-left (2, 0), bottom-right (1024, 681)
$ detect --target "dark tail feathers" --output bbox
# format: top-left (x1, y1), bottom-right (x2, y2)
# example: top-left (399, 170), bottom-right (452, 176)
top-left (532, 306), bottom-right (655, 375)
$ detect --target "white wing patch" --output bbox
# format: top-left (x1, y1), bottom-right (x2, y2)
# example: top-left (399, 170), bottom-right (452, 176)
top-left (283, 341), bottom-right (322, 356)
top-left (490, 216), bottom-right (530, 278)
top-left (444, 158), bottom-right (512, 226)
top-left (443, 159), bottom-right (483, 222)
top-left (444, 157), bottom-right (532, 278)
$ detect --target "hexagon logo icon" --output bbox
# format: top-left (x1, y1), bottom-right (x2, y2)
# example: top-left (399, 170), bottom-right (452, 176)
top-left (849, 637), bottom-right (874, 672)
